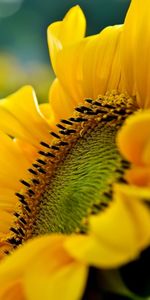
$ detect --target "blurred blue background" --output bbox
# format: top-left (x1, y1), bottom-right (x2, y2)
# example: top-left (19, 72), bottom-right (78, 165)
top-left (0, 0), bottom-right (130, 100)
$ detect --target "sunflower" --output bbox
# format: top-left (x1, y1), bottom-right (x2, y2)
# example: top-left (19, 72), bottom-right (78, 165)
top-left (0, 0), bottom-right (150, 299)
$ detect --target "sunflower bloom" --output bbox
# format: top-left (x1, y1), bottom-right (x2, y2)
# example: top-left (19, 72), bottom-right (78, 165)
top-left (0, 1), bottom-right (150, 299)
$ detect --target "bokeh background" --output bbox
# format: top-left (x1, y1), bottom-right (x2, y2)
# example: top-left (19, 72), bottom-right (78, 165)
top-left (0, 0), bottom-right (130, 101)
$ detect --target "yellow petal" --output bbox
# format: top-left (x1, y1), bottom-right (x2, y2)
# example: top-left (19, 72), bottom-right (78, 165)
top-left (49, 78), bottom-right (77, 120)
top-left (0, 86), bottom-right (51, 148)
top-left (122, 0), bottom-right (150, 108)
top-left (47, 5), bottom-right (86, 72)
top-left (0, 235), bottom-right (88, 300)
top-left (143, 139), bottom-right (150, 166)
top-left (0, 133), bottom-right (38, 235)
top-left (0, 188), bottom-right (17, 212)
top-left (39, 103), bottom-right (56, 130)
top-left (65, 184), bottom-right (150, 268)
top-left (52, 36), bottom-right (91, 104)
top-left (0, 210), bottom-right (13, 234)
top-left (0, 236), bottom-right (61, 279)
top-left (117, 110), bottom-right (150, 166)
top-left (0, 132), bottom-right (31, 190)
top-left (25, 253), bottom-right (87, 300)
top-left (0, 280), bottom-right (25, 300)
top-left (52, 25), bottom-right (123, 106)
top-left (82, 25), bottom-right (124, 99)
top-left (48, 10), bottom-right (124, 108)
top-left (125, 166), bottom-right (150, 187)
top-left (14, 139), bottom-right (38, 165)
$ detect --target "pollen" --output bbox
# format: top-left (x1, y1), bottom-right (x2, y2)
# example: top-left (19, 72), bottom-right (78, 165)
top-left (5, 91), bottom-right (137, 254)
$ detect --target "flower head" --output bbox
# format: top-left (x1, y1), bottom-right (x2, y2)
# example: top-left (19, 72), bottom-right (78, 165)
top-left (0, 1), bottom-right (150, 299)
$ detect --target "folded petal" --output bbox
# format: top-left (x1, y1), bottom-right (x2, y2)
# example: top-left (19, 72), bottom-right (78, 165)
top-left (65, 184), bottom-right (150, 268)
top-left (47, 5), bottom-right (86, 72)
top-left (122, 0), bottom-right (150, 108)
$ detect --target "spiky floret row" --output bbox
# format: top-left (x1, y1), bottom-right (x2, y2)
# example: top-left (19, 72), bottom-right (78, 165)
top-left (5, 91), bottom-right (136, 254)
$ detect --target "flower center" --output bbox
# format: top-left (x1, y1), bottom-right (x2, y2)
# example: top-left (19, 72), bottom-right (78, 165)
top-left (6, 91), bottom-right (137, 253)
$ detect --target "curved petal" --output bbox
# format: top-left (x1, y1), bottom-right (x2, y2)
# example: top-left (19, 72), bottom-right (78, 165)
top-left (117, 110), bottom-right (150, 166)
top-left (65, 184), bottom-right (150, 268)
top-left (122, 0), bottom-right (150, 108)
top-left (0, 86), bottom-right (51, 148)
top-left (47, 5), bottom-right (86, 72)
top-left (0, 235), bottom-right (88, 300)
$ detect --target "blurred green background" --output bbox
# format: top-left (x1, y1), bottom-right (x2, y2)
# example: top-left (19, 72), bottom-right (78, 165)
top-left (0, 0), bottom-right (130, 101)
